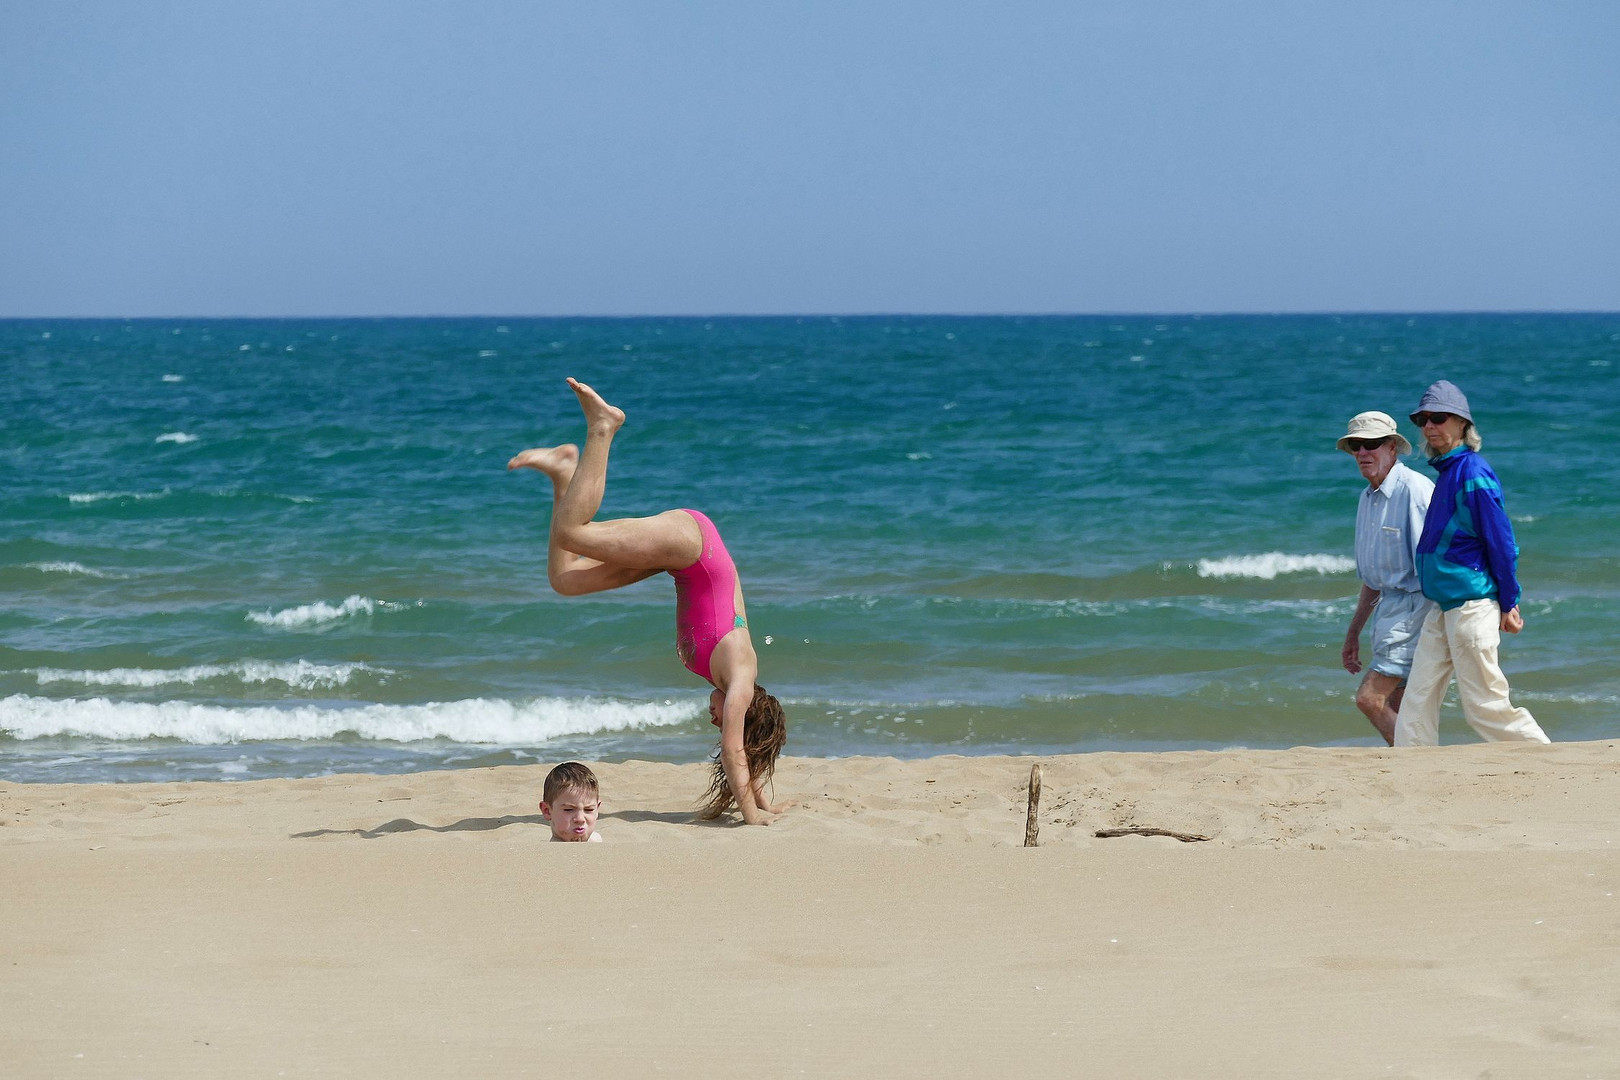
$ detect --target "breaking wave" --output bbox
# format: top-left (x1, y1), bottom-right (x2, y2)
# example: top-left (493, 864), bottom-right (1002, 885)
top-left (247, 595), bottom-right (400, 629)
top-left (28, 660), bottom-right (387, 691)
top-left (0, 694), bottom-right (692, 745)
top-left (22, 561), bottom-right (121, 579)
top-left (1196, 553), bottom-right (1356, 580)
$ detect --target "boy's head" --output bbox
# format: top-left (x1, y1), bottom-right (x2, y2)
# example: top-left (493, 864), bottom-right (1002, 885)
top-left (540, 761), bottom-right (601, 842)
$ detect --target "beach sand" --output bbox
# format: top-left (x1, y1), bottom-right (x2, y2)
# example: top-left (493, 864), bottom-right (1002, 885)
top-left (5, 741), bottom-right (1619, 1078)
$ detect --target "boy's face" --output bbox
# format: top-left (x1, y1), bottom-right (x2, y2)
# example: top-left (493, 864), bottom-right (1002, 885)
top-left (541, 786), bottom-right (600, 842)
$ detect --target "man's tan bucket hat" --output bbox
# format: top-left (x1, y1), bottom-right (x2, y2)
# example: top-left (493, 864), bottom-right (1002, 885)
top-left (1336, 411), bottom-right (1412, 455)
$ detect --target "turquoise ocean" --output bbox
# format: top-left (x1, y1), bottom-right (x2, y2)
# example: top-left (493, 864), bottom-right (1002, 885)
top-left (3, 315), bottom-right (1616, 783)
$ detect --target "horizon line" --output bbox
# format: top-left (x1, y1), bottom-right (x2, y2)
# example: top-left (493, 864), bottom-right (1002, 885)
top-left (4, 308), bottom-right (1619, 322)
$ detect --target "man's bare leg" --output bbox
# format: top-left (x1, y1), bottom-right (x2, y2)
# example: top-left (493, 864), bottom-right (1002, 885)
top-left (1355, 670), bottom-right (1404, 746)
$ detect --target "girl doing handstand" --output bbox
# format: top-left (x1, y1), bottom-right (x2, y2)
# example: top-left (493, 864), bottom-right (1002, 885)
top-left (508, 378), bottom-right (789, 825)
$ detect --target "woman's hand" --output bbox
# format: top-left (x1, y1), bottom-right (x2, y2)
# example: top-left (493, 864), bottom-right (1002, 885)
top-left (1501, 606), bottom-right (1524, 634)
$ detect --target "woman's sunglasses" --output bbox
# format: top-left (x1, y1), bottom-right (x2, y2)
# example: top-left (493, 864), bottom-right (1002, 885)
top-left (1347, 437), bottom-right (1390, 452)
top-left (1413, 412), bottom-right (1454, 427)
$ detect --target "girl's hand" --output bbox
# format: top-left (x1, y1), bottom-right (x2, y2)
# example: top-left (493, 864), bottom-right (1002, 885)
top-left (741, 809), bottom-right (777, 826)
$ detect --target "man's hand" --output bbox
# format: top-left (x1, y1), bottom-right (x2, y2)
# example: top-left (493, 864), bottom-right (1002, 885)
top-left (1501, 606), bottom-right (1524, 634)
top-left (1342, 636), bottom-right (1362, 675)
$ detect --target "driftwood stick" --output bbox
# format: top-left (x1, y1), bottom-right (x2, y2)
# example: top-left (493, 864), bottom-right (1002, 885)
top-left (1095, 826), bottom-right (1210, 843)
top-left (1023, 763), bottom-right (1042, 848)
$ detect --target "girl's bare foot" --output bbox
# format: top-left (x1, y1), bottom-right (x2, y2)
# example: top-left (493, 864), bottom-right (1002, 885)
top-left (506, 443), bottom-right (579, 479)
top-left (566, 377), bottom-right (626, 434)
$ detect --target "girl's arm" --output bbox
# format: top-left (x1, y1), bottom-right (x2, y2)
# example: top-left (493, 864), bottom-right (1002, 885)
top-left (719, 683), bottom-right (774, 826)
top-left (750, 776), bottom-right (794, 816)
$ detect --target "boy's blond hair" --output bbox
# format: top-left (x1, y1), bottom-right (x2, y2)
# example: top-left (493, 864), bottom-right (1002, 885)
top-left (543, 761), bottom-right (599, 804)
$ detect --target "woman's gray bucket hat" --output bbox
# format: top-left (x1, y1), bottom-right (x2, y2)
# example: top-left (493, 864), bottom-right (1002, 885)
top-left (1410, 380), bottom-right (1473, 424)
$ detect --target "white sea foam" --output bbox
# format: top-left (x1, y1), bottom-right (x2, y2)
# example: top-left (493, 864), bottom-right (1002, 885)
top-left (23, 561), bottom-right (119, 579)
top-left (30, 660), bottom-right (387, 691)
top-left (155, 432), bottom-right (199, 444)
top-left (246, 595), bottom-right (394, 629)
top-left (162, 373), bottom-right (185, 382)
top-left (68, 490), bottom-right (169, 505)
top-left (0, 694), bottom-right (692, 745)
top-left (1196, 553), bottom-right (1356, 580)
top-left (1515, 691), bottom-right (1620, 705)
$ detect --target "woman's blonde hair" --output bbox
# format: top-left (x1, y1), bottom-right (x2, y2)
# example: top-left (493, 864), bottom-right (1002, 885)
top-left (1424, 420), bottom-right (1482, 456)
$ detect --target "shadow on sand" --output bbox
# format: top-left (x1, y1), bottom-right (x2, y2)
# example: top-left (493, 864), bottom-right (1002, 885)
top-left (292, 813), bottom-right (550, 840)
top-left (292, 809), bottom-right (727, 839)
top-left (603, 809), bottom-right (726, 828)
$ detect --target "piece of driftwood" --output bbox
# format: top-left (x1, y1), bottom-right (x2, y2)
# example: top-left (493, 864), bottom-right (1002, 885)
top-left (1095, 826), bottom-right (1210, 843)
top-left (1024, 763), bottom-right (1042, 847)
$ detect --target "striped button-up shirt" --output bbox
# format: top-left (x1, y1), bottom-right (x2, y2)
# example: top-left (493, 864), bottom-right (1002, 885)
top-left (1355, 459), bottom-right (1434, 594)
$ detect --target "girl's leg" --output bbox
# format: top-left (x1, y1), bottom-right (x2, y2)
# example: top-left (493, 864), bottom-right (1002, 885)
top-left (548, 378), bottom-right (701, 570)
top-left (508, 443), bottom-right (654, 595)
top-left (507, 379), bottom-right (700, 595)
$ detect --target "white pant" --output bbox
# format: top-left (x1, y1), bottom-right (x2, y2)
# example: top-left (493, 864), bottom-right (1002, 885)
top-left (1393, 599), bottom-right (1549, 746)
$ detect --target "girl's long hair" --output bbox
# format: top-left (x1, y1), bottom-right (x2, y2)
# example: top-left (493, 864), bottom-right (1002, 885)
top-left (697, 685), bottom-right (787, 820)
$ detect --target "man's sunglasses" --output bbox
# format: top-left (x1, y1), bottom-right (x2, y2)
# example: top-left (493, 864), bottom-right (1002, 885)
top-left (1413, 412), bottom-right (1454, 427)
top-left (1347, 437), bottom-right (1390, 452)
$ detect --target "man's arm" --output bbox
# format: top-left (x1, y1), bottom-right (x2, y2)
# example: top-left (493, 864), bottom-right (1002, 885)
top-left (1343, 584), bottom-right (1379, 674)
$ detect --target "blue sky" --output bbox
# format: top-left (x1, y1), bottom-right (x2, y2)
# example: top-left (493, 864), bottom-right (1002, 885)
top-left (2, 2), bottom-right (1616, 316)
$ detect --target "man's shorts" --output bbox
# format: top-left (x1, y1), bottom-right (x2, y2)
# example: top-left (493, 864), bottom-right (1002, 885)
top-left (1368, 589), bottom-right (1434, 680)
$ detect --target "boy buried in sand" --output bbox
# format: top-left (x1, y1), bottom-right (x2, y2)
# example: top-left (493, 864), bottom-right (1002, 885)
top-left (540, 762), bottom-right (604, 843)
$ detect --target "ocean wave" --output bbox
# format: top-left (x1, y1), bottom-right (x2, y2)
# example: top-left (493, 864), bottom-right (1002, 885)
top-left (155, 432), bottom-right (199, 444)
top-left (1196, 553), bottom-right (1356, 580)
top-left (29, 660), bottom-right (388, 691)
top-left (67, 490), bottom-right (170, 505)
top-left (1514, 690), bottom-right (1620, 706)
top-left (22, 561), bottom-right (121, 579)
top-left (247, 595), bottom-right (399, 629)
top-left (0, 694), bottom-right (693, 745)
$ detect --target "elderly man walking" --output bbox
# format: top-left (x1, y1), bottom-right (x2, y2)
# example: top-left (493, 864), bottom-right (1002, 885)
top-left (1338, 411), bottom-right (1434, 744)
top-left (1393, 380), bottom-right (1550, 746)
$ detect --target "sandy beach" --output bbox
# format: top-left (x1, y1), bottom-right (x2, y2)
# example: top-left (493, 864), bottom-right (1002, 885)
top-left (5, 741), bottom-right (1619, 1078)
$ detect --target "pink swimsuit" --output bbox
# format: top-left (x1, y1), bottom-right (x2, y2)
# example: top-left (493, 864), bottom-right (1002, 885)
top-left (669, 509), bottom-right (746, 684)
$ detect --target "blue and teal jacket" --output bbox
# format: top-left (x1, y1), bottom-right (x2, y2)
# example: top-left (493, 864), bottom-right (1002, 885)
top-left (1414, 446), bottom-right (1521, 612)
